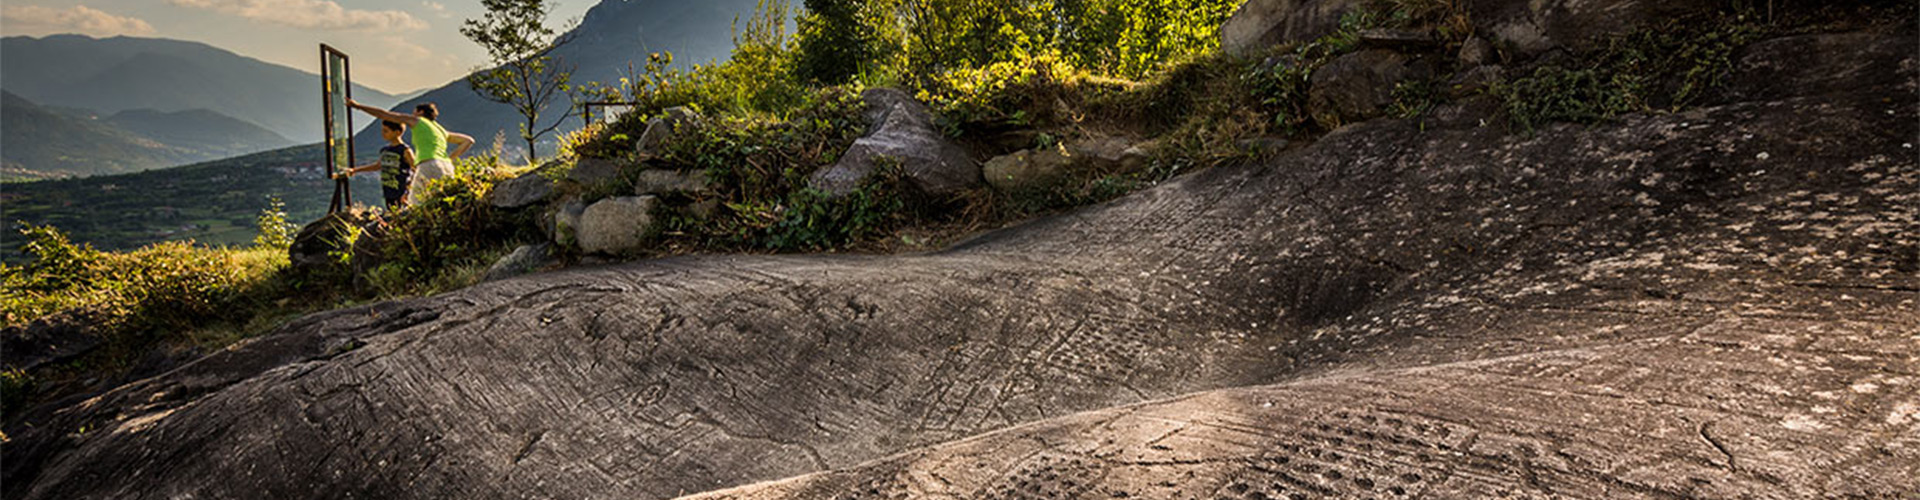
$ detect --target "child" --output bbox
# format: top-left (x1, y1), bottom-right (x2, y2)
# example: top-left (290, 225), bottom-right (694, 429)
top-left (335, 120), bottom-right (416, 209)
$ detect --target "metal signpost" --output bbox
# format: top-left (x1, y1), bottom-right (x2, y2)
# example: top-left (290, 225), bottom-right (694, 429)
top-left (320, 44), bottom-right (354, 213)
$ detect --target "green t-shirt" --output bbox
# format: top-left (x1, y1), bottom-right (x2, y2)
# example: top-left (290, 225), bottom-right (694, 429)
top-left (410, 118), bottom-right (450, 162)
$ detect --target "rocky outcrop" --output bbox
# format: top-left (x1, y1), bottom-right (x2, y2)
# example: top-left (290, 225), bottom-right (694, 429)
top-left (1308, 49), bottom-right (1434, 127)
top-left (575, 195), bottom-right (660, 255)
top-left (809, 88), bottom-right (980, 197)
top-left (5, 19), bottom-right (1915, 500)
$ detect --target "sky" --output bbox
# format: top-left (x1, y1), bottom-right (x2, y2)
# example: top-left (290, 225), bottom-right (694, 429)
top-left (0, 0), bottom-right (596, 95)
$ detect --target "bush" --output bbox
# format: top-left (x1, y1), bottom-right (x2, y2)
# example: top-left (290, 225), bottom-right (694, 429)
top-left (1493, 17), bottom-right (1765, 131)
top-left (1, 224), bottom-right (282, 330)
top-left (378, 160), bottom-right (536, 289)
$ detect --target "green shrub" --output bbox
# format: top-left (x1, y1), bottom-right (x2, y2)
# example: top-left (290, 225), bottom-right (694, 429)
top-left (794, 0), bottom-right (904, 85)
top-left (1493, 17), bottom-right (1764, 131)
top-left (252, 196), bottom-right (295, 250)
top-left (379, 162), bottom-right (535, 287)
top-left (1, 224), bottom-right (282, 330)
top-left (718, 161), bottom-right (909, 251)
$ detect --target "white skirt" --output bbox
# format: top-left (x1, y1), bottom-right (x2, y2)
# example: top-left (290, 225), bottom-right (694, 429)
top-left (406, 158), bottom-right (454, 204)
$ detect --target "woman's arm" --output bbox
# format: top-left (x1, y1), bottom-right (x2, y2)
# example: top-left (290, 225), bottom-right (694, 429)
top-left (446, 132), bottom-right (475, 158)
top-left (346, 98), bottom-right (418, 125)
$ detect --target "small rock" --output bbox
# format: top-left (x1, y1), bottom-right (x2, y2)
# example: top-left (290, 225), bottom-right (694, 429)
top-left (577, 196), bottom-right (661, 255)
top-left (685, 199), bottom-right (722, 220)
top-left (567, 158), bottom-right (624, 187)
top-left (1446, 65), bottom-right (1506, 99)
top-left (551, 199), bottom-right (587, 247)
top-left (1236, 136), bottom-right (1291, 153)
top-left (633, 168), bottom-right (713, 196)
top-left (636, 107), bottom-right (704, 157)
top-left (1458, 36), bottom-right (1495, 67)
top-left (1308, 49), bottom-right (1434, 127)
top-left (1357, 28), bottom-right (1437, 51)
top-left (288, 209), bottom-right (380, 274)
top-left (983, 145), bottom-right (1075, 193)
top-left (489, 172), bottom-right (555, 208)
top-left (1066, 135), bottom-right (1133, 171)
top-left (481, 243), bottom-right (554, 282)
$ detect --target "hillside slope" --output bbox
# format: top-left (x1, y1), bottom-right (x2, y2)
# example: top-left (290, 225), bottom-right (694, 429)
top-left (4, 23), bottom-right (1913, 500)
top-left (106, 108), bottom-right (297, 161)
top-left (1, 144), bottom-right (381, 254)
top-left (0, 35), bottom-right (403, 143)
top-left (352, 0), bottom-right (762, 159)
top-left (0, 91), bottom-right (192, 179)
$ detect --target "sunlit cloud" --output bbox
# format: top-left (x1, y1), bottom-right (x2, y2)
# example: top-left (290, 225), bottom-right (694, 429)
top-left (168, 0), bottom-right (428, 32)
top-left (2, 5), bottom-right (158, 37)
top-left (421, 1), bottom-right (451, 19)
top-left (348, 35), bottom-right (469, 94)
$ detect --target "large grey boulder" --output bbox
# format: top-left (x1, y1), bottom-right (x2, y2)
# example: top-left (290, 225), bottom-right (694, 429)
top-left (575, 195), bottom-right (660, 255)
top-left (1221, 0), bottom-right (1365, 56)
top-left (487, 172), bottom-right (554, 209)
top-left (635, 107), bottom-right (704, 158)
top-left (809, 88), bottom-right (980, 197)
top-left (1308, 49), bottom-right (1433, 127)
top-left (633, 168), bottom-right (713, 196)
top-left (566, 158), bottom-right (624, 187)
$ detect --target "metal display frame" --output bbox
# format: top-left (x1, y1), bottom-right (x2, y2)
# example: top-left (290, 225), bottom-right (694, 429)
top-left (320, 44), bottom-right (354, 213)
top-left (582, 101), bottom-right (642, 125)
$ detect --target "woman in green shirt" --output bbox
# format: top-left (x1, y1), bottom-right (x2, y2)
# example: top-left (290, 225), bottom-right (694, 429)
top-left (346, 99), bottom-right (475, 201)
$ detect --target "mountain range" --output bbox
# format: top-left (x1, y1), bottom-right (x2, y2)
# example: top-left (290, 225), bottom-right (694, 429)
top-left (1, 34), bottom-right (407, 177)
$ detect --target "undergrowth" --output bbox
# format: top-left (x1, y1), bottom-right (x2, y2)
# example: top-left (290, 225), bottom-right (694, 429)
top-left (1493, 17), bottom-right (1767, 132)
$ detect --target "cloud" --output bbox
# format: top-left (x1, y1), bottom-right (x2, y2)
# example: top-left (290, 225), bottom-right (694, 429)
top-left (168, 0), bottom-right (428, 32)
top-left (421, 1), bottom-right (450, 18)
top-left (2, 5), bottom-right (158, 37)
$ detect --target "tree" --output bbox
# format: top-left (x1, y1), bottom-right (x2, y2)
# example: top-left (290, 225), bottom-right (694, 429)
top-left (794, 0), bottom-right (897, 85)
top-left (461, 0), bottom-right (577, 165)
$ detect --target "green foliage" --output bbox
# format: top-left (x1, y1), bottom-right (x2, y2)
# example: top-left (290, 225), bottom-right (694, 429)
top-left (719, 162), bottom-right (908, 251)
top-left (379, 164), bottom-right (535, 286)
top-left (652, 88), bottom-right (868, 201)
top-left (252, 196), bottom-right (294, 250)
top-left (1, 223), bottom-right (283, 331)
top-left (795, 0), bottom-right (904, 85)
top-left (1494, 18), bottom-right (1765, 131)
top-left (462, 0), bottom-right (578, 164)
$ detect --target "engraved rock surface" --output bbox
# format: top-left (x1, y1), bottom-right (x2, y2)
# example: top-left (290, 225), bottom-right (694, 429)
top-left (4, 24), bottom-right (1916, 500)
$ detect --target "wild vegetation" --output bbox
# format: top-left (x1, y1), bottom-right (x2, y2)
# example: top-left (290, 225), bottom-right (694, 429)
top-left (6, 0), bottom-right (1897, 425)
